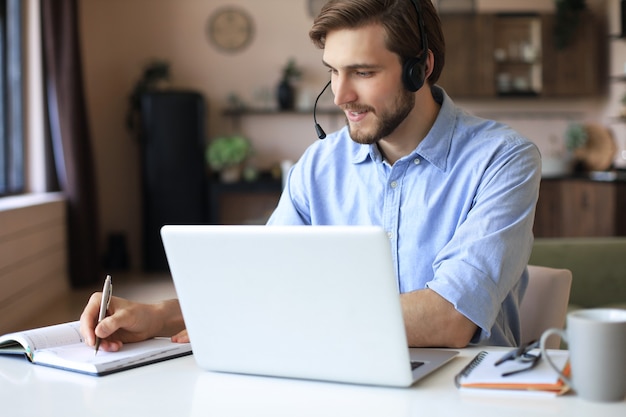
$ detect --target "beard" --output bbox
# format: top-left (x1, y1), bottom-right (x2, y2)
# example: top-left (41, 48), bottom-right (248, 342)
top-left (344, 88), bottom-right (415, 145)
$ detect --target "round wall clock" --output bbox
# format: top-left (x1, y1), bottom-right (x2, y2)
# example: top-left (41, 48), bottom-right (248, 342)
top-left (207, 7), bottom-right (254, 53)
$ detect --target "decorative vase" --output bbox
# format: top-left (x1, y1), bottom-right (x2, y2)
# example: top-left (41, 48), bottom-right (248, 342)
top-left (541, 156), bottom-right (571, 178)
top-left (277, 79), bottom-right (295, 110)
top-left (220, 165), bottom-right (242, 183)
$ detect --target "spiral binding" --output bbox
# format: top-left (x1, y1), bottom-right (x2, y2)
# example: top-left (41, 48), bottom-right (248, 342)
top-left (454, 351), bottom-right (488, 388)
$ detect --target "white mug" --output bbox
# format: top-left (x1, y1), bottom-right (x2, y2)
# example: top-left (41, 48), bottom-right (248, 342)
top-left (540, 308), bottom-right (626, 402)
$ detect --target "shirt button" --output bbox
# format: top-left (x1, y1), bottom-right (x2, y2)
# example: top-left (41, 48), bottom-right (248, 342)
top-left (390, 181), bottom-right (398, 189)
top-left (387, 231), bottom-right (394, 240)
top-left (414, 158), bottom-right (421, 165)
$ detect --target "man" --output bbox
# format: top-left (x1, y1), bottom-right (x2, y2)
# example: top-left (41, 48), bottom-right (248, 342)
top-left (80, 0), bottom-right (540, 351)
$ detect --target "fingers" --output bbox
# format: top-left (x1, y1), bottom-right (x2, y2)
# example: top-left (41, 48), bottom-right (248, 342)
top-left (79, 293), bottom-right (133, 350)
top-left (93, 338), bottom-right (123, 352)
top-left (171, 329), bottom-right (189, 343)
top-left (79, 292), bottom-right (103, 347)
top-left (94, 313), bottom-right (122, 340)
top-left (79, 293), bottom-right (182, 351)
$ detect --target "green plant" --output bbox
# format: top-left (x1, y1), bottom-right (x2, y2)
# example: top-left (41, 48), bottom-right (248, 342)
top-left (205, 135), bottom-right (252, 171)
top-left (281, 58), bottom-right (301, 83)
top-left (564, 123), bottom-right (588, 152)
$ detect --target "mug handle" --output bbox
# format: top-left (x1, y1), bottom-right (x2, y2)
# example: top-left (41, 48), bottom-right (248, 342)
top-left (539, 328), bottom-right (573, 388)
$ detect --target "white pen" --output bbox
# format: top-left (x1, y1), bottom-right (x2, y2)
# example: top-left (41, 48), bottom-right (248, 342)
top-left (94, 275), bottom-right (113, 355)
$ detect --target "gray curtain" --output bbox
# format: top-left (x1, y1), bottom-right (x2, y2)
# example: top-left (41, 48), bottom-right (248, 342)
top-left (41, 0), bottom-right (100, 287)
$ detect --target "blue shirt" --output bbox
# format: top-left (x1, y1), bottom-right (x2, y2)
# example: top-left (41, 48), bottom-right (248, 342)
top-left (267, 86), bottom-right (541, 346)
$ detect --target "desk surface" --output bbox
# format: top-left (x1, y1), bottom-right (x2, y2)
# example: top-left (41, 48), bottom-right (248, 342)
top-left (1, 347), bottom-right (624, 416)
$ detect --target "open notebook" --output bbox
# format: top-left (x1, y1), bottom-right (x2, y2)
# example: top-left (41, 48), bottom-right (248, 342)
top-left (161, 225), bottom-right (458, 387)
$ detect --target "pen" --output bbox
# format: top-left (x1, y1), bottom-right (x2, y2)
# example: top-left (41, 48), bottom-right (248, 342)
top-left (94, 275), bottom-right (113, 355)
top-left (494, 340), bottom-right (539, 366)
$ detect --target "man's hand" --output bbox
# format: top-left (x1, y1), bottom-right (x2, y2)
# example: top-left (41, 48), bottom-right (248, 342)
top-left (79, 293), bottom-right (186, 352)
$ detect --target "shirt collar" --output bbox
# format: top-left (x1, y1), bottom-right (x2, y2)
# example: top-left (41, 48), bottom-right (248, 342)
top-left (350, 85), bottom-right (457, 169)
top-left (414, 85), bottom-right (456, 172)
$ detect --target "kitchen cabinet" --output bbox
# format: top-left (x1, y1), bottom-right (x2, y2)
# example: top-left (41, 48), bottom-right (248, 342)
top-left (437, 14), bottom-right (495, 97)
top-left (540, 12), bottom-right (604, 97)
top-left (534, 178), bottom-right (626, 237)
top-left (439, 11), bottom-right (603, 98)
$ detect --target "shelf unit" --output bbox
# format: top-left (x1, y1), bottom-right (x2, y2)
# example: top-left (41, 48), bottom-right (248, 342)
top-left (439, 11), bottom-right (603, 98)
top-left (610, 39), bottom-right (626, 122)
top-left (493, 14), bottom-right (543, 96)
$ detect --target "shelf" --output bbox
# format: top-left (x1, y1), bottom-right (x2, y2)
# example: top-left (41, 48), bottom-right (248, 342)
top-left (208, 172), bottom-right (282, 225)
top-left (497, 90), bottom-right (540, 98)
top-left (222, 108), bottom-right (342, 117)
top-left (495, 59), bottom-right (539, 66)
top-left (209, 172), bottom-right (282, 193)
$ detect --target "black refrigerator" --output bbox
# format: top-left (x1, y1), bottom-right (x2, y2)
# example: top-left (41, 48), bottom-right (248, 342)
top-left (140, 90), bottom-right (207, 271)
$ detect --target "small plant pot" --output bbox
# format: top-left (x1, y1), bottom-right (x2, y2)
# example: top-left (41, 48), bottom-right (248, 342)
top-left (220, 165), bottom-right (242, 183)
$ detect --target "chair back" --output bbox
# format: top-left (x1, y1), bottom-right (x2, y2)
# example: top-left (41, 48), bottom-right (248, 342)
top-left (520, 265), bottom-right (572, 349)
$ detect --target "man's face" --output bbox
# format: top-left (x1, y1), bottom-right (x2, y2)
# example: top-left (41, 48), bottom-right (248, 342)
top-left (323, 24), bottom-right (415, 144)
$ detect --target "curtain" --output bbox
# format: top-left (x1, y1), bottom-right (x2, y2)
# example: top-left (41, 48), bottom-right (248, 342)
top-left (41, 0), bottom-right (100, 287)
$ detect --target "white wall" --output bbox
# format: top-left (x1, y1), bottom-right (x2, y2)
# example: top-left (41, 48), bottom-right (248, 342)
top-left (79, 0), bottom-right (619, 270)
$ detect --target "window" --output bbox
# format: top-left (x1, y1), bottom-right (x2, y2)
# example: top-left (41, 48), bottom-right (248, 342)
top-left (0, 0), bottom-right (23, 196)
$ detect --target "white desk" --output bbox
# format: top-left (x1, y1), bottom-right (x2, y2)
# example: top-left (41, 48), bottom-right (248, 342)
top-left (0, 347), bottom-right (624, 416)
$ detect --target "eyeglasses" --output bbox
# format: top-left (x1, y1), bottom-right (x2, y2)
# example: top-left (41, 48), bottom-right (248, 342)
top-left (494, 340), bottom-right (542, 377)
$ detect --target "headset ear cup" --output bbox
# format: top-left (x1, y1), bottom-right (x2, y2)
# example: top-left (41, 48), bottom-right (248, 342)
top-left (402, 57), bottom-right (425, 92)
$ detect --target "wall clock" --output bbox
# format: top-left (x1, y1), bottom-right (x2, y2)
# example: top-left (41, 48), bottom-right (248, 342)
top-left (207, 7), bottom-right (254, 53)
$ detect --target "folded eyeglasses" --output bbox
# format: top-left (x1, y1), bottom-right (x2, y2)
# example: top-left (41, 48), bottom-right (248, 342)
top-left (494, 340), bottom-right (542, 377)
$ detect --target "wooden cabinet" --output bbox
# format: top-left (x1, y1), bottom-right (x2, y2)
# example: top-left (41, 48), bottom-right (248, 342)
top-left (540, 12), bottom-right (604, 97)
top-left (534, 178), bottom-right (626, 237)
top-left (439, 11), bottom-right (603, 98)
top-left (437, 14), bottom-right (495, 97)
top-left (208, 175), bottom-right (282, 225)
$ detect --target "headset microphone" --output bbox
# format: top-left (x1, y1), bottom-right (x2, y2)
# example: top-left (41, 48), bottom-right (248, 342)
top-left (313, 80), bottom-right (331, 139)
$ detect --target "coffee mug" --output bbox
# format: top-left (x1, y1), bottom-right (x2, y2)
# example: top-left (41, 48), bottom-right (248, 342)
top-left (540, 308), bottom-right (626, 402)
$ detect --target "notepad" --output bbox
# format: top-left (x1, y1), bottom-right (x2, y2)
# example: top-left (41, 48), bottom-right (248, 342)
top-left (455, 349), bottom-right (570, 395)
top-left (0, 321), bottom-right (192, 376)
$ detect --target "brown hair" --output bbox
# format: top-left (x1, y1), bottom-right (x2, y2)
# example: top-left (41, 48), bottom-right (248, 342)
top-left (309, 0), bottom-right (445, 84)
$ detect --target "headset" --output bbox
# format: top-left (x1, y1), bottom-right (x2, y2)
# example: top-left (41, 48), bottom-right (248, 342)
top-left (313, 0), bottom-right (429, 139)
top-left (403, 0), bottom-right (429, 92)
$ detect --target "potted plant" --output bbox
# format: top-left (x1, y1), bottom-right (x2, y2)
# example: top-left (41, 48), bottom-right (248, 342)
top-left (276, 58), bottom-right (302, 110)
top-left (125, 59), bottom-right (170, 132)
top-left (206, 135), bottom-right (253, 183)
top-left (564, 123), bottom-right (588, 153)
top-left (542, 123), bottom-right (588, 177)
top-left (564, 122), bottom-right (589, 172)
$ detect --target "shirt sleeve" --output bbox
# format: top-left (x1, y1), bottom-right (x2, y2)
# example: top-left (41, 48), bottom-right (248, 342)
top-left (425, 138), bottom-right (541, 345)
top-left (266, 161), bottom-right (309, 226)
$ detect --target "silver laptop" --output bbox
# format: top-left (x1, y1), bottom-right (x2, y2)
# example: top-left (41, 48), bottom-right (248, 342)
top-left (161, 225), bottom-right (458, 387)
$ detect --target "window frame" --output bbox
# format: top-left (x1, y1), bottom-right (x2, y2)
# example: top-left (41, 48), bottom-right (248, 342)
top-left (0, 0), bottom-right (24, 196)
